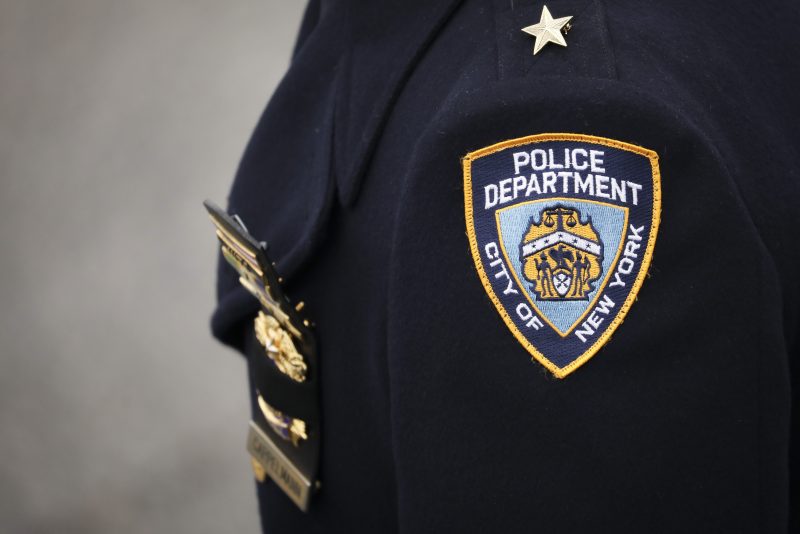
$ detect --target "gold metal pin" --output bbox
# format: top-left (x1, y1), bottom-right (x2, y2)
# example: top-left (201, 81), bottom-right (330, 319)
top-left (250, 456), bottom-right (267, 483)
top-left (254, 311), bottom-right (308, 383)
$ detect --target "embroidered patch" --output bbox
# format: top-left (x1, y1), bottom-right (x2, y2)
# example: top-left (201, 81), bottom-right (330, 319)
top-left (463, 134), bottom-right (661, 378)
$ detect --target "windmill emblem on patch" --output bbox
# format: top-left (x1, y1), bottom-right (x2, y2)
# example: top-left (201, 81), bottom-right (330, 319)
top-left (463, 134), bottom-right (661, 377)
top-left (522, 206), bottom-right (602, 301)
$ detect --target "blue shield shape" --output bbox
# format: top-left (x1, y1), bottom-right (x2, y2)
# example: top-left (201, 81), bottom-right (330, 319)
top-left (463, 134), bottom-right (661, 377)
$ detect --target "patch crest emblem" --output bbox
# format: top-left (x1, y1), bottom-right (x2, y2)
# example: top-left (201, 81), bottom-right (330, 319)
top-left (463, 134), bottom-right (661, 378)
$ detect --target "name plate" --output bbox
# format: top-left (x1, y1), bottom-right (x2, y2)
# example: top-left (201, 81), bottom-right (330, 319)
top-left (246, 421), bottom-right (313, 511)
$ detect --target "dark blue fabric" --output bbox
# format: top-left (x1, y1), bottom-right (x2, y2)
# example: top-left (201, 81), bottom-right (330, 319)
top-left (210, 0), bottom-right (800, 531)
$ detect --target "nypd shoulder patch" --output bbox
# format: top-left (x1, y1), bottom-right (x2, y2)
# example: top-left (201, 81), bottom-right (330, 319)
top-left (463, 134), bottom-right (661, 378)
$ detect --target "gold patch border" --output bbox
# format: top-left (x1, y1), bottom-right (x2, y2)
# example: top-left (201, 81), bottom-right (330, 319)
top-left (462, 133), bottom-right (661, 378)
top-left (494, 198), bottom-right (630, 337)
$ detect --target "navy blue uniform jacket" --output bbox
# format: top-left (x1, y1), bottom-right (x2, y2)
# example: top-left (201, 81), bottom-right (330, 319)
top-left (211, 0), bottom-right (800, 531)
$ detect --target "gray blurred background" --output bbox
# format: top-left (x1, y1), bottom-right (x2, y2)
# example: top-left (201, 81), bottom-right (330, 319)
top-left (0, 1), bottom-right (305, 532)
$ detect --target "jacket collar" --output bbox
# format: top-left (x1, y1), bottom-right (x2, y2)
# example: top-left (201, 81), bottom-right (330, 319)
top-left (333, 0), bottom-right (464, 205)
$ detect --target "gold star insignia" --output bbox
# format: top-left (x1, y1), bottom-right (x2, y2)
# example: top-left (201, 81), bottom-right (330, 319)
top-left (521, 5), bottom-right (573, 55)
